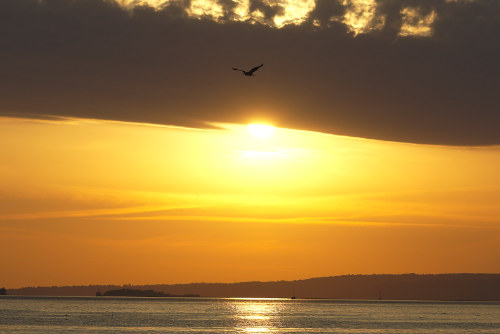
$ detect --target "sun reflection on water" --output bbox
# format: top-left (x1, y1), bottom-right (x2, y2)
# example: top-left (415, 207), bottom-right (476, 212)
top-left (229, 299), bottom-right (283, 333)
top-left (243, 327), bottom-right (273, 333)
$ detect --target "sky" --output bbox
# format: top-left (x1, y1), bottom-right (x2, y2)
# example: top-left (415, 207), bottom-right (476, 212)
top-left (0, 0), bottom-right (499, 288)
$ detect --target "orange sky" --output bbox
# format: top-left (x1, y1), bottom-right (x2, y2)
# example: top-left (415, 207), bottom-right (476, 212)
top-left (1, 116), bottom-right (499, 288)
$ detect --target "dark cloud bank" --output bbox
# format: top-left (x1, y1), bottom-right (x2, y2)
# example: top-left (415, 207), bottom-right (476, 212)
top-left (0, 0), bottom-right (499, 145)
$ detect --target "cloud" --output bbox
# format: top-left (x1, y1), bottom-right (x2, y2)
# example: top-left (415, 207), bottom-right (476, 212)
top-left (0, 0), bottom-right (498, 145)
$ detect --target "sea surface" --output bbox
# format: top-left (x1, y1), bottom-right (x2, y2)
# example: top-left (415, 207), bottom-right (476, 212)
top-left (1, 296), bottom-right (499, 333)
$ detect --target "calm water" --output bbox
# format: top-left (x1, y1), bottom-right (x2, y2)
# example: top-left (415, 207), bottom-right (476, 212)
top-left (1, 296), bottom-right (499, 333)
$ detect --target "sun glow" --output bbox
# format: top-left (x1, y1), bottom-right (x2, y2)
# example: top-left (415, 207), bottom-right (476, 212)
top-left (248, 124), bottom-right (275, 139)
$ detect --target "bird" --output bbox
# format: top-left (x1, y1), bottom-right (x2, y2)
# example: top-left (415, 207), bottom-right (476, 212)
top-left (232, 63), bottom-right (264, 76)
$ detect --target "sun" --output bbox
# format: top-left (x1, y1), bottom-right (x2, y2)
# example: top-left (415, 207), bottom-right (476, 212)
top-left (248, 124), bottom-right (275, 139)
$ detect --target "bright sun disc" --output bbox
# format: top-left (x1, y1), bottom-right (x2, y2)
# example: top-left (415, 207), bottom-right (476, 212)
top-left (248, 124), bottom-right (274, 139)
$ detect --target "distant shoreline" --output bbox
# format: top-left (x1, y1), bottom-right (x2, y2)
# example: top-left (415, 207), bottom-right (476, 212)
top-left (96, 288), bottom-right (200, 298)
top-left (5, 273), bottom-right (500, 301)
top-left (2, 295), bottom-right (500, 303)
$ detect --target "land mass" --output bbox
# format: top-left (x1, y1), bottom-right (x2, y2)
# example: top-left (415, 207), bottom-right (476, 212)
top-left (97, 288), bottom-right (200, 298)
top-left (6, 274), bottom-right (500, 301)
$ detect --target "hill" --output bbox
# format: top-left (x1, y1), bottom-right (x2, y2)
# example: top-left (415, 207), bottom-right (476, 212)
top-left (7, 274), bottom-right (500, 301)
top-left (98, 288), bottom-right (199, 297)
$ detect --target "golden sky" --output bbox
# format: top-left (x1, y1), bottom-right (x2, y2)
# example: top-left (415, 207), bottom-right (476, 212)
top-left (1, 116), bottom-right (499, 288)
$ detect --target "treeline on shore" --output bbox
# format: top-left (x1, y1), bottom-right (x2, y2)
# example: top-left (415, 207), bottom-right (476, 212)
top-left (96, 288), bottom-right (199, 297)
top-left (5, 274), bottom-right (500, 301)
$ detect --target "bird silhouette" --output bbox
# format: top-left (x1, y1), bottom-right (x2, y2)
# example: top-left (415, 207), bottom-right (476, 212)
top-left (232, 64), bottom-right (264, 76)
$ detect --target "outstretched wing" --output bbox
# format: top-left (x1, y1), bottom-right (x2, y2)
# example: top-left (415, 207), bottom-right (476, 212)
top-left (232, 67), bottom-right (244, 72)
top-left (248, 63), bottom-right (264, 74)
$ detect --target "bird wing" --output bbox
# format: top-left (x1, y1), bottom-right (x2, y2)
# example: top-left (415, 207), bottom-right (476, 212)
top-left (232, 68), bottom-right (244, 72)
top-left (249, 64), bottom-right (264, 74)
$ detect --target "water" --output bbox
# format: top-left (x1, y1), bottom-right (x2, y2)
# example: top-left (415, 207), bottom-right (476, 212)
top-left (1, 296), bottom-right (499, 333)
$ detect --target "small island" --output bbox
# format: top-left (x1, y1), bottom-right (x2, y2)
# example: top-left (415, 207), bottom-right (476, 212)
top-left (97, 288), bottom-right (199, 298)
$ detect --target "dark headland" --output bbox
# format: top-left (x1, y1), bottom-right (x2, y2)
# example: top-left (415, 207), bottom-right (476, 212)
top-left (95, 288), bottom-right (200, 298)
top-left (6, 274), bottom-right (500, 301)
